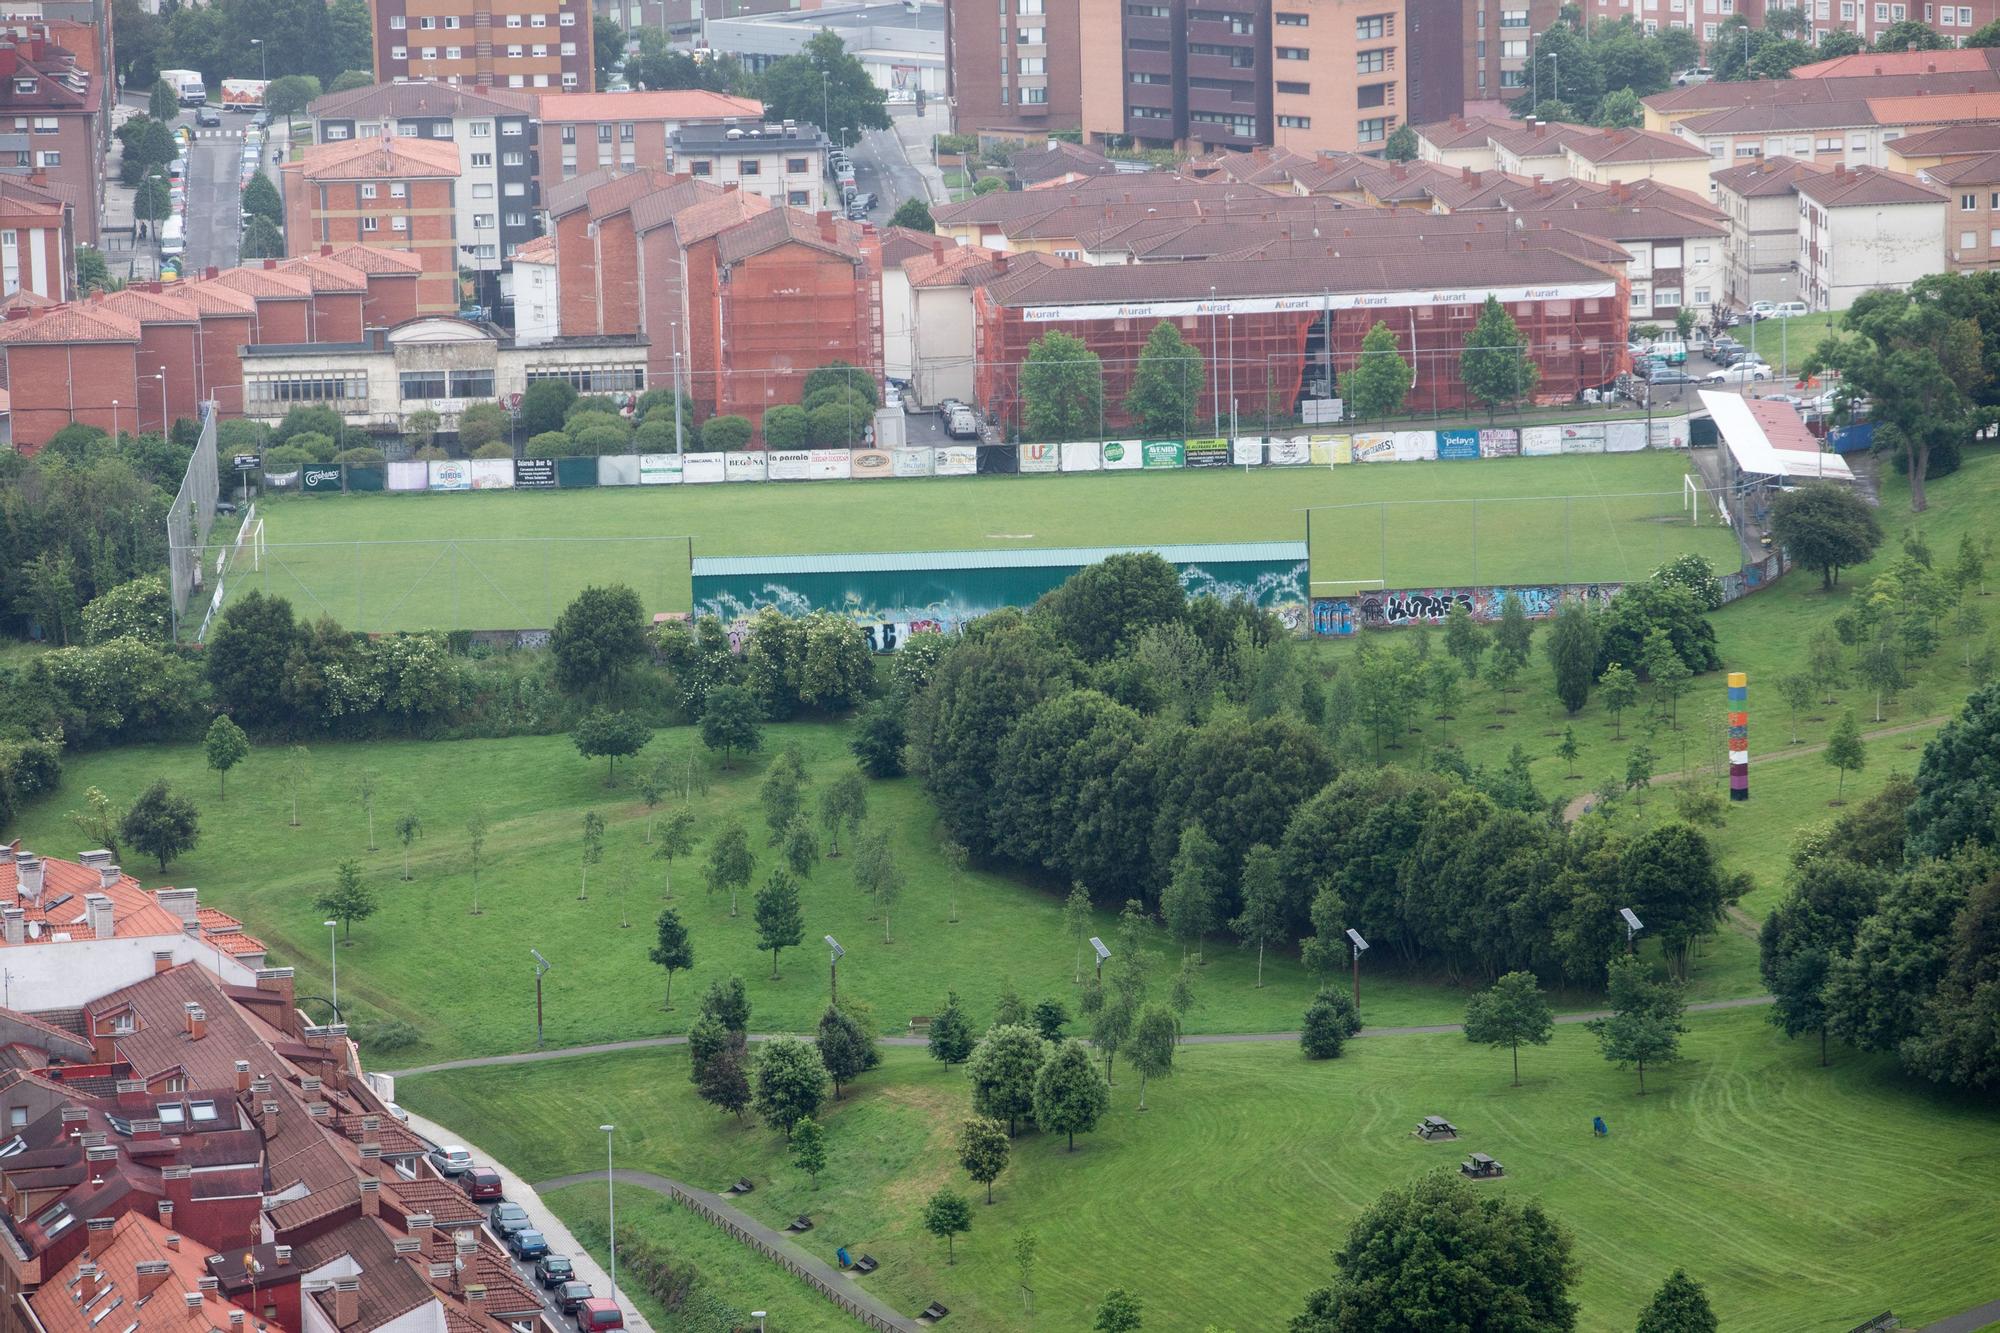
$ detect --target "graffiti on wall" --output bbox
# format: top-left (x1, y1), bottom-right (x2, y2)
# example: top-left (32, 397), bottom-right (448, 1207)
top-left (1310, 582), bottom-right (1623, 636)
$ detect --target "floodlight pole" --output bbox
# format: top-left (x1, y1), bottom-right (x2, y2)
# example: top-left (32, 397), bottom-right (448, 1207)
top-left (531, 948), bottom-right (552, 1049)
top-left (825, 936), bottom-right (844, 1007)
top-left (1351, 940), bottom-right (1362, 1015)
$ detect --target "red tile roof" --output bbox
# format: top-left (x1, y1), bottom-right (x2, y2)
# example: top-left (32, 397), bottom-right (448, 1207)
top-left (1710, 155), bottom-right (1832, 199)
top-left (28, 1213), bottom-right (237, 1333)
top-left (714, 205), bottom-right (862, 265)
top-left (278, 255), bottom-right (370, 293)
top-left (0, 305), bottom-right (139, 345)
top-left (1869, 90), bottom-right (2000, 127)
top-left (536, 89), bottom-right (764, 123)
top-left (1918, 151), bottom-right (2000, 186)
top-left (0, 849), bottom-right (186, 942)
top-left (672, 189), bottom-right (771, 246)
top-left (207, 266), bottom-right (315, 300)
top-left (1889, 122), bottom-right (2000, 159)
top-left (1793, 164), bottom-right (1945, 207)
top-left (1794, 47), bottom-right (2000, 79)
top-left (511, 234), bottom-right (555, 264)
top-left (1564, 127), bottom-right (1709, 164)
top-left (299, 135), bottom-right (462, 181)
top-left (318, 244), bottom-right (426, 275)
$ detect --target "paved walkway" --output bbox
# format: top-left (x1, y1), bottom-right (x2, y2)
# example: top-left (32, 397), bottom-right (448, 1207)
top-left (397, 1109), bottom-right (656, 1333)
top-left (536, 1170), bottom-right (920, 1333)
top-left (1923, 1298), bottom-right (2000, 1332)
top-left (887, 104), bottom-right (951, 205)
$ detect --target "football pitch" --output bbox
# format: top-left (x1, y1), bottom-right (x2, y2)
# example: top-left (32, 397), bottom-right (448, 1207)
top-left (228, 452), bottom-right (1744, 633)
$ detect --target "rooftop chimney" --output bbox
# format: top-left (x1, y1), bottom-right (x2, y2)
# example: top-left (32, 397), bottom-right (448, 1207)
top-left (407, 1213), bottom-right (434, 1234)
top-left (87, 1217), bottom-right (115, 1258)
top-left (80, 1264), bottom-right (102, 1305)
top-left (275, 1245), bottom-right (291, 1264)
top-left (158, 1200), bottom-right (173, 1224)
top-left (3, 907), bottom-right (22, 946)
top-left (137, 1260), bottom-right (172, 1299)
top-left (817, 209), bottom-right (836, 243)
top-left (333, 1276), bottom-right (359, 1327)
top-left (235, 1060), bottom-right (251, 1092)
top-left (153, 951), bottom-right (172, 974)
top-left (1835, 162), bottom-right (1848, 177)
top-left (185, 1004), bottom-right (206, 1041)
top-left (359, 1177), bottom-right (379, 1216)
top-left (97, 863), bottom-right (120, 890)
top-left (155, 887), bottom-right (198, 924)
top-left (78, 850), bottom-right (112, 870)
top-left (16, 856), bottom-right (43, 900)
top-left (165, 1234), bottom-right (180, 1252)
top-left (184, 1293), bottom-right (202, 1312)
top-left (229, 1312), bottom-right (245, 1330)
top-left (85, 893), bottom-right (115, 939)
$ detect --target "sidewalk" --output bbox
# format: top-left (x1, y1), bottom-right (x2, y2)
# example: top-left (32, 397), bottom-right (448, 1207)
top-left (399, 1108), bottom-right (656, 1333)
top-left (888, 105), bottom-right (951, 206)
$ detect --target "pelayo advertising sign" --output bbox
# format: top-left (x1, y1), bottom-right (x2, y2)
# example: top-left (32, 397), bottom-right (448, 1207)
top-left (515, 458), bottom-right (558, 488)
top-left (301, 464), bottom-right (343, 493)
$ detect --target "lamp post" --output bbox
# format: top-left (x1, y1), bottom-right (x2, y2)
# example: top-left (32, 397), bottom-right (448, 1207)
top-left (1619, 907), bottom-right (1644, 956)
top-left (599, 1124), bottom-right (617, 1307)
top-left (110, 399), bottom-right (119, 441)
top-left (147, 367), bottom-right (167, 434)
top-left (323, 919), bottom-right (339, 1010)
top-left (1089, 936), bottom-right (1110, 982)
top-left (824, 935), bottom-right (844, 1006)
top-left (251, 38), bottom-right (267, 82)
top-left (1345, 928), bottom-right (1369, 1017)
top-left (530, 948), bottom-right (551, 1049)
top-left (1549, 51), bottom-right (1558, 107)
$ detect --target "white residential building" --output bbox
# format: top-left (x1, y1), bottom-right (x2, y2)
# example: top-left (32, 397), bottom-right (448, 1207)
top-left (1795, 164), bottom-right (1948, 311)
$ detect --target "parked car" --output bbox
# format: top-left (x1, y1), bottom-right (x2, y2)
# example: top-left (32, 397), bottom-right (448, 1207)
top-left (490, 1202), bottom-right (532, 1237)
top-left (429, 1145), bottom-right (473, 1176)
top-left (556, 1282), bottom-right (593, 1315)
top-left (1643, 368), bottom-right (1702, 387)
top-left (462, 1167), bottom-right (503, 1203)
top-left (195, 106), bottom-right (220, 127)
top-left (1707, 361), bottom-right (1772, 383)
top-left (946, 406), bottom-right (979, 439)
top-left (384, 1102), bottom-right (409, 1123)
top-left (1774, 300), bottom-right (1809, 318)
top-left (1748, 301), bottom-right (1777, 320)
top-left (1674, 66), bottom-right (1713, 85)
top-left (574, 1298), bottom-right (623, 1333)
top-left (507, 1229), bottom-right (550, 1261)
top-left (534, 1255), bottom-right (575, 1288)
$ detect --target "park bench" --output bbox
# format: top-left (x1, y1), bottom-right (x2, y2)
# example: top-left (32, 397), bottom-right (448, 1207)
top-left (853, 1254), bottom-right (879, 1275)
top-left (724, 1178), bottom-right (753, 1195)
top-left (1415, 1116), bottom-right (1458, 1140)
top-left (907, 1015), bottom-right (932, 1036)
top-left (784, 1215), bottom-right (813, 1233)
top-left (919, 1301), bottom-right (950, 1322)
top-left (1460, 1153), bottom-right (1505, 1180)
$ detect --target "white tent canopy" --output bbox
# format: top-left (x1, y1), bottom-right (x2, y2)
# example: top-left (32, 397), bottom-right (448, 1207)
top-left (1701, 390), bottom-right (1855, 483)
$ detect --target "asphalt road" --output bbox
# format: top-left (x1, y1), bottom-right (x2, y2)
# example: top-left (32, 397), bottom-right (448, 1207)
top-left (186, 126), bottom-right (246, 273)
top-left (843, 122), bottom-right (924, 224)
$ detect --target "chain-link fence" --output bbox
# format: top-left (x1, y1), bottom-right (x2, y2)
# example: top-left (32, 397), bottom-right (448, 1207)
top-left (166, 403), bottom-right (219, 637)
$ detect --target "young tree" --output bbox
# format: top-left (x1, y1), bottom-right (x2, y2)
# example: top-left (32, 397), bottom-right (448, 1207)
top-left (928, 992), bottom-right (976, 1064)
top-left (752, 1036), bottom-right (828, 1139)
top-left (1635, 1269), bottom-right (1718, 1333)
top-left (1123, 319), bottom-right (1205, 437)
top-left (395, 812), bottom-right (422, 881)
top-left (1033, 1038), bottom-right (1111, 1150)
top-left (761, 749), bottom-right (807, 845)
top-left (121, 780), bottom-right (199, 872)
top-left (958, 1116), bottom-right (1011, 1203)
top-left (314, 860), bottom-right (378, 943)
top-left (852, 828), bottom-right (906, 943)
top-left (701, 684), bottom-right (763, 767)
top-left (1015, 1232), bottom-right (1040, 1314)
top-left (994, 987), bottom-right (1030, 1030)
top-left (968, 1024), bottom-right (1046, 1135)
top-left (753, 868), bottom-right (806, 978)
top-left (699, 975), bottom-right (753, 1037)
top-left (817, 1001), bottom-right (880, 1097)
top-left (921, 1188), bottom-right (973, 1264)
top-left (890, 196), bottom-right (934, 231)
top-left (1063, 882), bottom-right (1093, 983)
top-left (1769, 483), bottom-right (1885, 588)
top-left (1020, 329), bottom-right (1104, 441)
top-left (551, 584), bottom-right (649, 697)
top-left (1231, 844), bottom-right (1286, 987)
top-left (1460, 294), bottom-right (1541, 421)
top-left (1547, 599), bottom-right (1600, 715)
top-left (285, 745), bottom-right (313, 828)
top-left (1778, 671), bottom-right (1816, 744)
top-left (818, 770), bottom-right (867, 856)
top-left (939, 835), bottom-right (967, 925)
top-left (1556, 726), bottom-right (1581, 777)
top-left (147, 79), bottom-right (177, 121)
top-left (649, 908), bottom-right (693, 1009)
top-left (1095, 1290), bottom-right (1144, 1333)
top-left (1597, 663), bottom-right (1639, 738)
top-left (1301, 990), bottom-right (1358, 1059)
top-left (1160, 823), bottom-right (1222, 962)
top-left (571, 708), bottom-right (653, 784)
top-left (1462, 971), bottom-right (1555, 1086)
top-left (1624, 740), bottom-right (1656, 806)
top-left (1339, 321), bottom-right (1412, 421)
top-left (1443, 601), bottom-right (1486, 679)
top-left (1954, 530), bottom-right (1987, 596)
top-left (705, 820), bottom-right (754, 916)
top-left (1383, 123), bottom-right (1419, 160)
top-left (578, 810), bottom-right (604, 900)
top-left (1824, 711), bottom-right (1866, 801)
top-left (781, 813), bottom-right (820, 879)
top-left (1298, 883), bottom-right (1350, 989)
top-left (1587, 955), bottom-right (1687, 1095)
top-left (1127, 1006), bottom-right (1177, 1110)
top-left (695, 1046), bottom-right (752, 1120)
top-left (654, 807), bottom-right (698, 898)
top-left (203, 716), bottom-right (249, 798)
top-left (790, 1115), bottom-right (828, 1188)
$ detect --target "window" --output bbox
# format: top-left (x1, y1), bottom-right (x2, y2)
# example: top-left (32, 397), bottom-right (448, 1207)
top-left (1022, 86), bottom-right (1048, 103)
top-left (1276, 45), bottom-right (1309, 59)
top-left (619, 122), bottom-right (635, 142)
top-left (472, 183), bottom-right (494, 198)
top-left (1961, 230), bottom-right (1978, 248)
top-left (418, 15), bottom-right (434, 28)
top-left (507, 44), bottom-right (524, 57)
top-left (504, 182), bottom-right (525, 195)
top-left (156, 1103), bottom-right (186, 1126)
top-left (1357, 48), bottom-right (1387, 72)
top-left (1276, 80), bottom-right (1309, 94)
top-left (362, 216), bottom-right (378, 231)
top-left (1357, 117), bottom-right (1387, 144)
top-left (449, 370), bottom-right (495, 397)
top-left (531, 11), bottom-right (547, 23)
top-left (471, 151), bottom-right (492, 167)
top-left (1501, 38), bottom-right (1526, 55)
top-left (787, 156), bottom-right (807, 172)
top-left (502, 150), bottom-right (525, 165)
top-left (1275, 9), bottom-right (1308, 21)
top-left (1963, 194), bottom-right (1978, 210)
top-left (391, 47), bottom-right (407, 60)
top-left (392, 216), bottom-right (408, 231)
top-left (738, 159), bottom-right (760, 175)
top-left (1356, 12), bottom-right (1390, 38)
top-left (560, 41), bottom-right (576, 55)
top-left (559, 9), bottom-right (576, 22)
top-left (1126, 3), bottom-right (1169, 13)
top-left (531, 45), bottom-right (547, 57)
top-left (401, 370), bottom-right (448, 400)
top-left (1017, 25), bottom-right (1044, 41)
top-left (525, 367), bottom-right (644, 392)
top-left (361, 183), bottom-right (377, 199)
top-left (1655, 288), bottom-right (1681, 308)
top-left (502, 121), bottom-right (525, 135)
top-left (1019, 0), bottom-right (1043, 13)
top-left (1131, 69), bottom-right (1165, 82)
top-left (1191, 42), bottom-right (1256, 64)
top-left (444, 14), bottom-right (459, 26)
top-left (1357, 82), bottom-right (1388, 108)
top-left (1500, 6), bottom-right (1528, 23)
top-left (1277, 114), bottom-right (1311, 128)
top-left (8, 1108), bottom-right (26, 1129)
top-left (1692, 288), bottom-right (1711, 305)
top-left (390, 14), bottom-right (405, 27)
top-left (390, 183), bottom-right (407, 198)
top-left (506, 12), bottom-right (522, 24)
top-left (598, 124), bottom-right (613, 143)
top-left (690, 160), bottom-right (712, 175)
top-left (1189, 7), bottom-right (1254, 32)
top-left (1019, 56), bottom-right (1045, 73)
top-left (188, 1100), bottom-right (218, 1123)
top-left (505, 211), bottom-right (527, 226)
top-left (37, 151), bottom-right (58, 167)
top-left (444, 48), bottom-right (461, 60)
top-left (419, 48), bottom-right (437, 60)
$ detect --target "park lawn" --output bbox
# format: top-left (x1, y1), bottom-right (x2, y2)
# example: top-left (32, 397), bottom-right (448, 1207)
top-left (1736, 311), bottom-right (1840, 377)
top-left (240, 450), bottom-right (1738, 634)
top-left (11, 725), bottom-right (1680, 1064)
top-left (398, 1009), bottom-right (2000, 1333)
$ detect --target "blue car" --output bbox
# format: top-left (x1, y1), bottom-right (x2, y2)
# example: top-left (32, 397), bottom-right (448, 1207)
top-left (507, 1229), bottom-right (550, 1261)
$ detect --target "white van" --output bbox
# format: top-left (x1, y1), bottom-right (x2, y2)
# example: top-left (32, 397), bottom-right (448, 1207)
top-left (159, 215), bottom-right (186, 258)
top-left (1774, 300), bottom-right (1809, 318)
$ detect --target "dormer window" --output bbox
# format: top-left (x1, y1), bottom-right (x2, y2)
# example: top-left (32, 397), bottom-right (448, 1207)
top-left (13, 78), bottom-right (36, 94)
top-left (188, 1100), bottom-right (218, 1123)
top-left (156, 1102), bottom-right (185, 1125)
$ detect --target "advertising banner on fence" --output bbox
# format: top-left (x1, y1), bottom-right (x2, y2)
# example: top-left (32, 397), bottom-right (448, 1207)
top-left (557, 457), bottom-right (599, 488)
top-left (599, 455), bottom-right (641, 486)
top-left (1560, 424), bottom-right (1606, 454)
top-left (639, 453), bottom-right (684, 485)
top-left (1101, 440), bottom-right (1142, 470)
top-left (1438, 429), bottom-right (1479, 460)
top-left (388, 460), bottom-right (428, 491)
top-left (302, 464), bottom-right (343, 493)
top-left (1185, 438), bottom-right (1228, 468)
top-left (514, 458), bottom-right (557, 488)
top-left (935, 446), bottom-right (977, 476)
top-left (1478, 429), bottom-right (1519, 458)
top-left (807, 449), bottom-right (852, 480)
top-left (1142, 440), bottom-right (1185, 468)
top-left (1269, 436), bottom-right (1311, 466)
top-left (1606, 421), bottom-right (1648, 453)
top-left (1232, 437), bottom-right (1264, 465)
top-left (1061, 441), bottom-right (1102, 472)
top-left (766, 451), bottom-right (810, 481)
top-left (1394, 431), bottom-right (1437, 462)
top-left (893, 448), bottom-right (934, 477)
top-left (1019, 442), bottom-right (1060, 473)
top-left (683, 452), bottom-right (726, 484)
top-left (347, 466), bottom-right (385, 492)
top-left (1353, 433), bottom-right (1396, 463)
top-left (725, 453), bottom-right (767, 483)
top-left (469, 459), bottom-right (514, 490)
top-left (429, 460), bottom-right (471, 492)
top-left (1651, 415), bottom-right (1691, 449)
top-left (849, 449), bottom-right (893, 479)
top-left (1521, 427), bottom-right (1562, 457)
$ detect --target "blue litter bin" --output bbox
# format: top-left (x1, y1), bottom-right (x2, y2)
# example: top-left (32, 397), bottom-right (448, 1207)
top-left (837, 1247), bottom-right (852, 1269)
top-left (1592, 1116), bottom-right (1608, 1137)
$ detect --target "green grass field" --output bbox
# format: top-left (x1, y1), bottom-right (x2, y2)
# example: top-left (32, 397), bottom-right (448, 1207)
top-left (398, 1011), bottom-right (2000, 1333)
top-left (233, 451), bottom-right (1739, 633)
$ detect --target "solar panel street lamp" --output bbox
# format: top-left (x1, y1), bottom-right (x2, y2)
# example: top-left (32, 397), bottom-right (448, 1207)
top-left (531, 948), bottom-right (552, 1048)
top-left (1346, 929), bottom-right (1370, 1016)
top-left (825, 936), bottom-right (844, 1004)
top-left (1090, 936), bottom-right (1111, 982)
top-left (323, 920), bottom-right (339, 1011)
top-left (1619, 908), bottom-right (1643, 955)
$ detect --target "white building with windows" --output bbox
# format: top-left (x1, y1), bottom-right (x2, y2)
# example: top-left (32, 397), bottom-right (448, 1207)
top-left (1795, 163), bottom-right (1947, 311)
top-left (670, 122), bottom-right (829, 210)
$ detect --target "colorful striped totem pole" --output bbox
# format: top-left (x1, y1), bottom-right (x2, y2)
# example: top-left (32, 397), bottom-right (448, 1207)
top-left (1727, 672), bottom-right (1749, 802)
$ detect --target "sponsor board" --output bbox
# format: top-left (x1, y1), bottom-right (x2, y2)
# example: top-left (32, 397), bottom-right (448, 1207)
top-left (1478, 429), bottom-right (1520, 458)
top-left (301, 464), bottom-right (343, 493)
top-left (1018, 281), bottom-right (1617, 323)
top-left (1185, 438), bottom-right (1228, 468)
top-left (1101, 439), bottom-right (1142, 470)
top-left (1605, 421), bottom-right (1648, 453)
top-left (766, 450), bottom-right (811, 481)
top-left (1268, 436), bottom-right (1311, 466)
top-left (850, 449), bottom-right (894, 479)
top-left (1393, 431), bottom-right (1437, 463)
top-left (1232, 437), bottom-right (1264, 466)
top-left (1438, 429), bottom-right (1479, 460)
top-left (1650, 415), bottom-right (1690, 449)
top-left (892, 448), bottom-right (934, 477)
top-left (598, 455), bottom-right (640, 487)
top-left (1019, 442), bottom-right (1060, 473)
top-left (808, 449), bottom-right (852, 480)
top-left (683, 452), bottom-right (726, 484)
top-left (725, 452), bottom-right (768, 482)
top-left (934, 446), bottom-right (977, 476)
top-left (1521, 427), bottom-right (1562, 457)
top-left (1142, 439), bottom-right (1185, 468)
top-left (1061, 441), bottom-right (1102, 472)
top-left (1352, 433), bottom-right (1396, 463)
top-left (469, 459), bottom-right (514, 490)
top-left (514, 458), bottom-right (558, 488)
top-left (387, 460), bottom-right (429, 492)
top-left (1559, 424), bottom-right (1606, 454)
top-left (428, 460), bottom-right (470, 492)
top-left (638, 453), bottom-right (685, 485)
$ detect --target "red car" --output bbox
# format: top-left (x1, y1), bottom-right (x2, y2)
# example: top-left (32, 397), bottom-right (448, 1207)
top-left (461, 1167), bottom-right (502, 1202)
top-left (575, 1299), bottom-right (623, 1333)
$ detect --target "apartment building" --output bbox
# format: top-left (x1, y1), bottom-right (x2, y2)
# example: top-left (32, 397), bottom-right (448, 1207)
top-left (0, 175), bottom-right (72, 300)
top-left (670, 121), bottom-right (828, 209)
top-left (1463, 0), bottom-right (1559, 107)
top-left (0, 22), bottom-right (103, 246)
top-left (1712, 155), bottom-right (1826, 307)
top-left (282, 136), bottom-right (463, 314)
top-left (946, 0), bottom-right (1085, 138)
top-left (1795, 162), bottom-right (1946, 309)
top-left (308, 81), bottom-right (538, 286)
top-left (369, 0), bottom-right (595, 93)
top-left (1921, 149), bottom-right (2000, 269)
top-left (533, 88), bottom-right (764, 194)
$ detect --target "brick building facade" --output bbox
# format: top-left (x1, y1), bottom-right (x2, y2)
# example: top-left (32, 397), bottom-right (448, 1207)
top-left (283, 136), bottom-right (463, 315)
top-left (367, 0), bottom-right (595, 93)
top-left (0, 22), bottom-right (105, 246)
